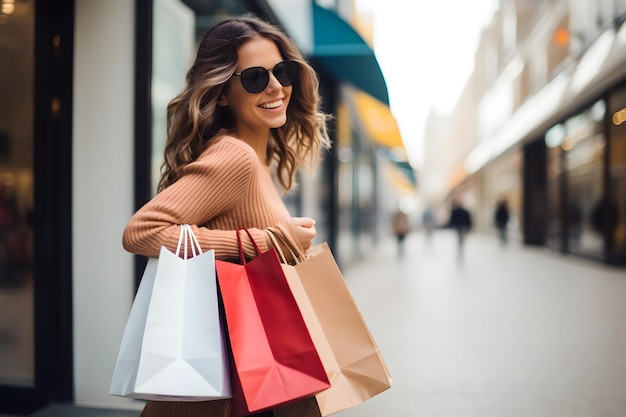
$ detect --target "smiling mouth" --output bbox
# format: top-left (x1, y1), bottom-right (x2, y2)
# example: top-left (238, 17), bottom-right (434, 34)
top-left (259, 99), bottom-right (283, 109)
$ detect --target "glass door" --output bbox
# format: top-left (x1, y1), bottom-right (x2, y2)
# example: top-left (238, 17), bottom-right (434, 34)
top-left (0, 0), bottom-right (35, 389)
top-left (545, 144), bottom-right (564, 250)
top-left (0, 0), bottom-right (74, 413)
top-left (608, 87), bottom-right (626, 264)
top-left (562, 103), bottom-right (606, 260)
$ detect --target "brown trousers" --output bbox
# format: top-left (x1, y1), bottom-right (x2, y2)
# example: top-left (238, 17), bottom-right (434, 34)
top-left (140, 397), bottom-right (321, 417)
top-left (140, 399), bottom-right (231, 417)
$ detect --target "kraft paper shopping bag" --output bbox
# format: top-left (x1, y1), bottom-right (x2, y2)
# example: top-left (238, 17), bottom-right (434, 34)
top-left (110, 224), bottom-right (231, 401)
top-left (268, 231), bottom-right (392, 416)
top-left (216, 228), bottom-right (329, 416)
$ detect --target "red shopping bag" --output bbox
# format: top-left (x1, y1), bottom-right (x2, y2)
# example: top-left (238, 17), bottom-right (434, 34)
top-left (216, 229), bottom-right (330, 417)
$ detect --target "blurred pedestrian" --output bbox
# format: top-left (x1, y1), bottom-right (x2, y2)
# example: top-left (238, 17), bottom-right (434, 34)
top-left (447, 198), bottom-right (472, 256)
top-left (591, 199), bottom-right (619, 235)
top-left (422, 206), bottom-right (435, 239)
top-left (494, 199), bottom-right (510, 245)
top-left (392, 208), bottom-right (410, 257)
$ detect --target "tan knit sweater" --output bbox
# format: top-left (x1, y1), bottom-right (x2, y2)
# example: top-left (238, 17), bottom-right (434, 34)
top-left (123, 135), bottom-right (302, 261)
top-left (123, 136), bottom-right (307, 417)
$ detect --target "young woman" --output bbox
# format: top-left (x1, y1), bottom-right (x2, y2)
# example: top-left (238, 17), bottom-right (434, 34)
top-left (122, 15), bottom-right (331, 417)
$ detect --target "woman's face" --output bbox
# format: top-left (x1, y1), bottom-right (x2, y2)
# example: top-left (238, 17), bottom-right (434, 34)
top-left (219, 37), bottom-right (293, 139)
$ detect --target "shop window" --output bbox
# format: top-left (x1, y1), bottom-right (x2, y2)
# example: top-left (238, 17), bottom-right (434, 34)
top-left (608, 88), bottom-right (626, 263)
top-left (0, 0), bottom-right (35, 387)
top-left (545, 144), bottom-right (563, 250)
top-left (149, 0), bottom-right (195, 195)
top-left (562, 102), bottom-right (605, 259)
top-left (149, 0), bottom-right (253, 195)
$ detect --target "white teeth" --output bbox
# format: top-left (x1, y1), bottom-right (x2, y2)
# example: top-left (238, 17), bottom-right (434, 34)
top-left (259, 100), bottom-right (282, 109)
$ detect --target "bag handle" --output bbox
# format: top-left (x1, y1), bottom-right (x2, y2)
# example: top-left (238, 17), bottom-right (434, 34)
top-left (175, 224), bottom-right (203, 259)
top-left (186, 224), bottom-right (203, 257)
top-left (235, 227), bottom-right (305, 265)
top-left (266, 228), bottom-right (305, 264)
top-left (236, 227), bottom-right (261, 264)
top-left (266, 229), bottom-right (290, 264)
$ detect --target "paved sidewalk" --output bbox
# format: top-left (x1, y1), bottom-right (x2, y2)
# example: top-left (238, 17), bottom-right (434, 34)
top-left (339, 230), bottom-right (626, 417)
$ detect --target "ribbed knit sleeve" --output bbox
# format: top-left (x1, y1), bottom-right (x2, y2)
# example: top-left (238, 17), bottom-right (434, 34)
top-left (122, 136), bottom-right (296, 260)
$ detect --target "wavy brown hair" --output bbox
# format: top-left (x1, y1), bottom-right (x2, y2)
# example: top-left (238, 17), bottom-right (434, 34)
top-left (158, 15), bottom-right (331, 192)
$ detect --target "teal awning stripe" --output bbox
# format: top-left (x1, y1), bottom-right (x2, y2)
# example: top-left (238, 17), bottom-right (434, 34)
top-left (313, 44), bottom-right (373, 56)
top-left (312, 3), bottom-right (389, 105)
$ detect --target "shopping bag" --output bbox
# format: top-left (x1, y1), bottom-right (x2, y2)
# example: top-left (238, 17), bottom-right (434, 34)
top-left (215, 228), bottom-right (330, 417)
top-left (268, 231), bottom-right (392, 416)
top-left (109, 224), bottom-right (231, 401)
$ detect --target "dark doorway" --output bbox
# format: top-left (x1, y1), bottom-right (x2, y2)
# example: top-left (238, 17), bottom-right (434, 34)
top-left (0, 0), bottom-right (74, 413)
top-left (523, 139), bottom-right (547, 246)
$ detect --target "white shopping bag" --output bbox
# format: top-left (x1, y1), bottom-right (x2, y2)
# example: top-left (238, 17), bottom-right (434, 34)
top-left (110, 224), bottom-right (231, 401)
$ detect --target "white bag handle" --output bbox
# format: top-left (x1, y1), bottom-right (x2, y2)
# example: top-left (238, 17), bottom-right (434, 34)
top-left (175, 224), bottom-right (203, 259)
top-left (186, 224), bottom-right (202, 257)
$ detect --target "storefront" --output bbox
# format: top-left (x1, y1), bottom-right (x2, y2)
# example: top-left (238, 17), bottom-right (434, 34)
top-left (607, 87), bottom-right (626, 263)
top-left (0, 1), bottom-right (396, 414)
top-left (0, 0), bottom-right (74, 413)
top-left (466, 20), bottom-right (626, 266)
top-left (529, 88), bottom-right (626, 265)
top-left (544, 100), bottom-right (607, 260)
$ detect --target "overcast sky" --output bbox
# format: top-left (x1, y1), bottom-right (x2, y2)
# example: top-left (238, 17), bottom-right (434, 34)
top-left (355, 0), bottom-right (499, 166)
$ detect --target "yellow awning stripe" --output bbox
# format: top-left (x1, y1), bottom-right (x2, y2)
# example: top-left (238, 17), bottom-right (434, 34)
top-left (353, 91), bottom-right (404, 148)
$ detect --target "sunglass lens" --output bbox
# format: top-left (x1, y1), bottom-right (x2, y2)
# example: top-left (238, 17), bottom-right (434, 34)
top-left (274, 61), bottom-right (298, 87)
top-left (238, 61), bottom-right (298, 93)
top-left (241, 67), bottom-right (269, 94)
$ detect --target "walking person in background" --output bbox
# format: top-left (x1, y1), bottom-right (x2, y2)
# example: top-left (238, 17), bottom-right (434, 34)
top-left (494, 199), bottom-right (510, 246)
top-left (122, 15), bottom-right (331, 417)
top-left (422, 206), bottom-right (435, 240)
top-left (392, 208), bottom-right (410, 257)
top-left (447, 197), bottom-right (472, 257)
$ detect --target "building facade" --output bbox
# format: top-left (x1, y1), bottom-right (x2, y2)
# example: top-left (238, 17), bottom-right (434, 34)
top-left (422, 0), bottom-right (626, 265)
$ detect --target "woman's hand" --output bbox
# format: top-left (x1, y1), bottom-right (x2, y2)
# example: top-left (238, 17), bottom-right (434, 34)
top-left (288, 217), bottom-right (317, 250)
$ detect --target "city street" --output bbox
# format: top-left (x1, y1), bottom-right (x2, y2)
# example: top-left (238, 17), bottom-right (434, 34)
top-left (340, 230), bottom-right (626, 417)
top-left (6, 230), bottom-right (625, 417)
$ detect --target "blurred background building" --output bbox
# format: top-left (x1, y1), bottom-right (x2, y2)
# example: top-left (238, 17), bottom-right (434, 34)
top-left (421, 0), bottom-right (626, 266)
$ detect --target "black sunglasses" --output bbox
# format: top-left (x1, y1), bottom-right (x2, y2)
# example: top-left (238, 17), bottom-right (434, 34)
top-left (232, 60), bottom-right (299, 94)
